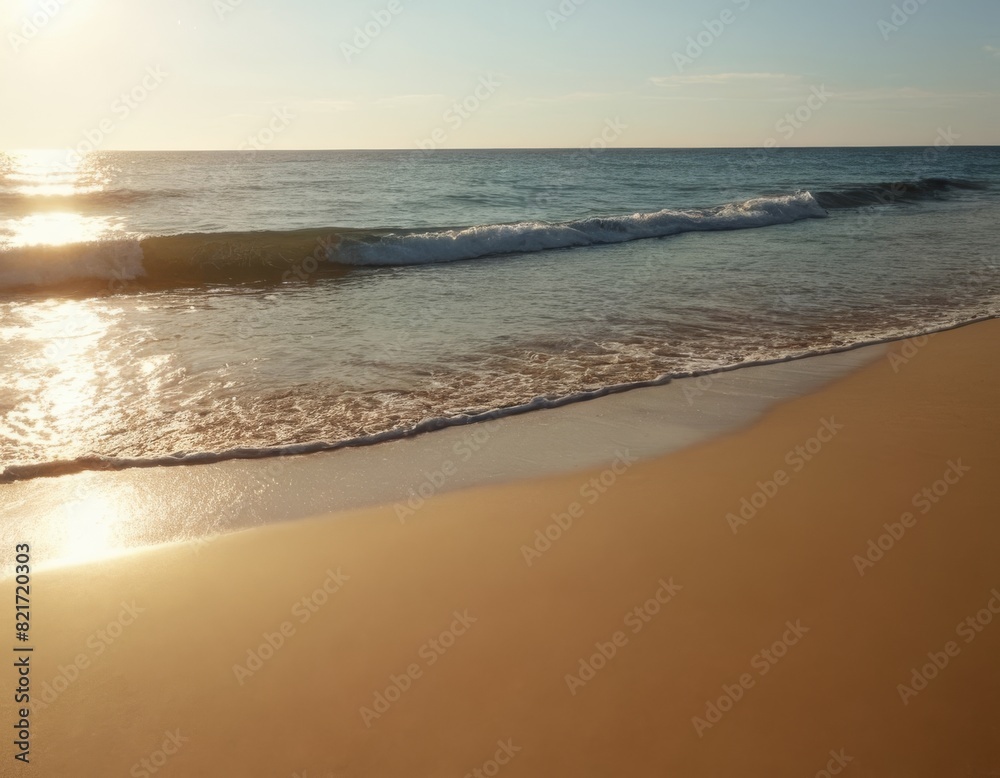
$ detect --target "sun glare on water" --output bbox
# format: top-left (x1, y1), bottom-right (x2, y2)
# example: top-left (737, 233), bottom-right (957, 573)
top-left (8, 212), bottom-right (113, 248)
top-left (1, 149), bottom-right (116, 249)
top-left (0, 293), bottom-right (137, 567)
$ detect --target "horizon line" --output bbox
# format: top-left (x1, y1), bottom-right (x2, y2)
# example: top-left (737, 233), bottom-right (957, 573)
top-left (6, 144), bottom-right (1000, 153)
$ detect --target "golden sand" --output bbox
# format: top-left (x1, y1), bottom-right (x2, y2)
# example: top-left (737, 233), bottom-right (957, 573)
top-left (8, 320), bottom-right (1000, 776)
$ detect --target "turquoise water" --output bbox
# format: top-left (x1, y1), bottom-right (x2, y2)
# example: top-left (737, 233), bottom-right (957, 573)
top-left (1, 148), bottom-right (998, 479)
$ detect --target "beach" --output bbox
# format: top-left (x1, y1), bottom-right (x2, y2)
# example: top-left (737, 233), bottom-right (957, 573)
top-left (9, 317), bottom-right (999, 777)
top-left (5, 1), bottom-right (999, 773)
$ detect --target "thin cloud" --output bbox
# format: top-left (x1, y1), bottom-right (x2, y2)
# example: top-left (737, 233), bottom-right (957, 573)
top-left (372, 94), bottom-right (449, 107)
top-left (645, 77), bottom-right (997, 104)
top-left (985, 45), bottom-right (1000, 58)
top-left (517, 91), bottom-right (618, 105)
top-left (299, 98), bottom-right (359, 113)
top-left (649, 73), bottom-right (800, 87)
top-left (297, 94), bottom-right (448, 113)
top-left (834, 86), bottom-right (996, 102)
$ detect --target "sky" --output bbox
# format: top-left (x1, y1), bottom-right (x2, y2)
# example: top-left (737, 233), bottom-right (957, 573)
top-left (1, 0), bottom-right (998, 150)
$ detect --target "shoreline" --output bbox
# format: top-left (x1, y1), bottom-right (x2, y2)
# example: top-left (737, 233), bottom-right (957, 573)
top-left (3, 324), bottom-right (894, 571)
top-left (10, 316), bottom-right (1000, 776)
top-left (4, 314), bottom-right (993, 486)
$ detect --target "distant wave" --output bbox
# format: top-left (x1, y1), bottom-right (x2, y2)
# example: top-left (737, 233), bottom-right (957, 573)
top-left (813, 177), bottom-right (987, 209)
top-left (0, 179), bottom-right (986, 293)
top-left (0, 187), bottom-right (187, 212)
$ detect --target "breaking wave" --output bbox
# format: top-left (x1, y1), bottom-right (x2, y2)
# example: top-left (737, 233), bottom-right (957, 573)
top-left (0, 193), bottom-right (825, 292)
top-left (0, 179), bottom-right (986, 293)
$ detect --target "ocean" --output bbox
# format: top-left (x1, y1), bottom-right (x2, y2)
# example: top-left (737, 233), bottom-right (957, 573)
top-left (1, 147), bottom-right (998, 482)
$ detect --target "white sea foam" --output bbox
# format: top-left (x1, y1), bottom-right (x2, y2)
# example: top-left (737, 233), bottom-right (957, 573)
top-left (335, 193), bottom-right (828, 266)
top-left (5, 315), bottom-right (995, 485)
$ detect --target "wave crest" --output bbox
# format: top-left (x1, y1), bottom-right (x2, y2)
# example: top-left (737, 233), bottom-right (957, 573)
top-left (335, 192), bottom-right (827, 267)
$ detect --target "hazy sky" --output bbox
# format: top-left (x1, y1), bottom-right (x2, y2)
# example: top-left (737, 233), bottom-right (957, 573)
top-left (2, 0), bottom-right (998, 150)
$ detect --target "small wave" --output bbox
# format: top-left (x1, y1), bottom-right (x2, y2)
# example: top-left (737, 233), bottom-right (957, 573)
top-left (813, 177), bottom-right (987, 209)
top-left (0, 188), bottom-right (187, 212)
top-left (0, 343), bottom-right (863, 482)
top-left (3, 315), bottom-right (994, 484)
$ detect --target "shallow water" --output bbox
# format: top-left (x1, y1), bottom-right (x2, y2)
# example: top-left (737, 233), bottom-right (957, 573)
top-left (1, 147), bottom-right (998, 479)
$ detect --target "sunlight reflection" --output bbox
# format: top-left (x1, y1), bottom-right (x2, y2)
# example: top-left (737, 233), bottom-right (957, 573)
top-left (48, 485), bottom-right (133, 568)
top-left (33, 299), bottom-right (105, 423)
top-left (0, 299), bottom-right (111, 456)
top-left (5, 212), bottom-right (112, 248)
top-left (13, 183), bottom-right (103, 197)
top-left (0, 150), bottom-right (114, 248)
top-left (5, 149), bottom-right (82, 179)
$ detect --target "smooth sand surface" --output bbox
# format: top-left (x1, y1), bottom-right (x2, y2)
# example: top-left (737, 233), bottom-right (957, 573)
top-left (7, 320), bottom-right (1000, 776)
